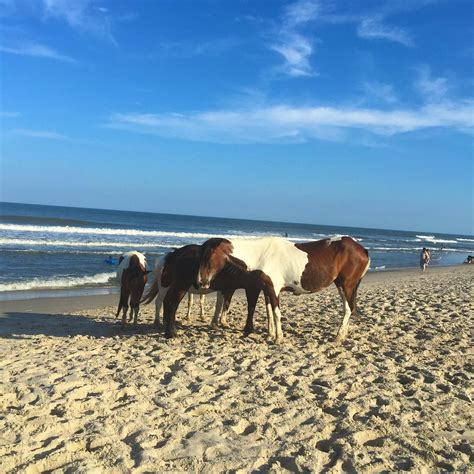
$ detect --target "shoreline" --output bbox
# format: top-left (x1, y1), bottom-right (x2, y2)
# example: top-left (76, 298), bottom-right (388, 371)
top-left (0, 264), bottom-right (471, 314)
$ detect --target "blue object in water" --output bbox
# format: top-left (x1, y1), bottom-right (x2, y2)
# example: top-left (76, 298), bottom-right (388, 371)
top-left (104, 257), bottom-right (118, 265)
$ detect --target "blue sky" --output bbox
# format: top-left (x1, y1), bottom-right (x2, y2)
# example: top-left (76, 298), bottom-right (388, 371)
top-left (0, 0), bottom-right (473, 234)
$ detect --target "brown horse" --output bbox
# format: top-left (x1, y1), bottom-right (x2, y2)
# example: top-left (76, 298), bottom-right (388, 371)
top-left (116, 252), bottom-right (151, 329)
top-left (197, 236), bottom-right (370, 343)
top-left (150, 245), bottom-right (278, 339)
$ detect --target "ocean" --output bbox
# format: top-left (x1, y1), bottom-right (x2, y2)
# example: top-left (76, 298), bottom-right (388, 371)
top-left (1, 202), bottom-right (473, 299)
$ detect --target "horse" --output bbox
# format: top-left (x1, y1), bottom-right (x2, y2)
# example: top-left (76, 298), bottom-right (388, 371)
top-left (142, 252), bottom-right (217, 328)
top-left (197, 236), bottom-right (370, 343)
top-left (116, 251), bottom-right (151, 328)
top-left (144, 244), bottom-right (279, 339)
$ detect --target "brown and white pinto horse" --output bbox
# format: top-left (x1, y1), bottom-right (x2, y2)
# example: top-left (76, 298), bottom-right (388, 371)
top-left (151, 244), bottom-right (279, 338)
top-left (197, 236), bottom-right (370, 343)
top-left (116, 251), bottom-right (151, 329)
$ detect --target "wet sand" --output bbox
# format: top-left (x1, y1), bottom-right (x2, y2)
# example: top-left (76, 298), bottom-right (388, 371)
top-left (1, 266), bottom-right (472, 472)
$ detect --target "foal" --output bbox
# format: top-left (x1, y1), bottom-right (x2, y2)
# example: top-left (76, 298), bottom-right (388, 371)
top-left (116, 251), bottom-right (150, 329)
top-left (149, 245), bottom-right (278, 339)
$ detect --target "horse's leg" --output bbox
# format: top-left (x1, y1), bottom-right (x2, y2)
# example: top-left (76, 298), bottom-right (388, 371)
top-left (199, 294), bottom-right (206, 321)
top-left (211, 292), bottom-right (224, 328)
top-left (219, 289), bottom-right (235, 328)
top-left (335, 284), bottom-right (353, 343)
top-left (154, 286), bottom-right (167, 328)
top-left (130, 285), bottom-right (145, 328)
top-left (116, 286), bottom-right (126, 318)
top-left (264, 292), bottom-right (276, 340)
top-left (262, 280), bottom-right (283, 343)
top-left (243, 288), bottom-right (259, 335)
top-left (349, 279), bottom-right (362, 319)
top-left (271, 294), bottom-right (284, 343)
top-left (186, 292), bottom-right (193, 321)
top-left (121, 287), bottom-right (130, 329)
top-left (163, 287), bottom-right (187, 338)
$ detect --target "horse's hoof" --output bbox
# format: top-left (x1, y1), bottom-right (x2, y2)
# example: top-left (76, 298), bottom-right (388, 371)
top-left (165, 331), bottom-right (177, 339)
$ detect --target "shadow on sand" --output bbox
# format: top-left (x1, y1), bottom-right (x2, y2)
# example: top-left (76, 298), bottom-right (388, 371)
top-left (0, 311), bottom-right (164, 339)
top-left (0, 311), bottom-right (252, 342)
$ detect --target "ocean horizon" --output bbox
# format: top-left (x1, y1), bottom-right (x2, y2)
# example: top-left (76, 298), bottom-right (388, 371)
top-left (1, 201), bottom-right (473, 298)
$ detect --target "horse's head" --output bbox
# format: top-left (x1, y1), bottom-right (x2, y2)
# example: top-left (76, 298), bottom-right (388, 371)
top-left (197, 238), bottom-right (233, 288)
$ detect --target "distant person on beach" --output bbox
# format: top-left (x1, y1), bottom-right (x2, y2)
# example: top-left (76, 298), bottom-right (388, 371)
top-left (464, 255), bottom-right (473, 264)
top-left (420, 248), bottom-right (430, 272)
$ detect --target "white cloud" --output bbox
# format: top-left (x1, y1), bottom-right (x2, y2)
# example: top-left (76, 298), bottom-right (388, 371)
top-left (363, 81), bottom-right (398, 103)
top-left (0, 42), bottom-right (76, 62)
top-left (107, 100), bottom-right (474, 144)
top-left (42, 0), bottom-right (116, 44)
top-left (270, 0), bottom-right (320, 77)
top-left (284, 0), bottom-right (320, 28)
top-left (270, 34), bottom-right (315, 77)
top-left (11, 128), bottom-right (68, 139)
top-left (357, 15), bottom-right (414, 47)
top-left (415, 66), bottom-right (449, 99)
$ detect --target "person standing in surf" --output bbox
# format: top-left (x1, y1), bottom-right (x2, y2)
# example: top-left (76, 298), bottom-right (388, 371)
top-left (420, 247), bottom-right (430, 272)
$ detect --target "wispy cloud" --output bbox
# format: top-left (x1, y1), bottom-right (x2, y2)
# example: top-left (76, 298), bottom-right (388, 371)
top-left (270, 34), bottom-right (315, 77)
top-left (11, 128), bottom-right (68, 140)
top-left (42, 0), bottom-right (117, 44)
top-left (284, 0), bottom-right (320, 28)
top-left (357, 15), bottom-right (414, 47)
top-left (363, 81), bottom-right (398, 104)
top-left (270, 0), bottom-right (320, 77)
top-left (107, 99), bottom-right (474, 145)
top-left (415, 66), bottom-right (449, 99)
top-left (0, 42), bottom-right (76, 62)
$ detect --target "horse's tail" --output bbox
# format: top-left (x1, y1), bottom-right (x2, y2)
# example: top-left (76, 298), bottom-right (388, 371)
top-left (141, 277), bottom-right (160, 304)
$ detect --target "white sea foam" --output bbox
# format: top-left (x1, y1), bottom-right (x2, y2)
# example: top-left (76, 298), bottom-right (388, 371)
top-left (415, 235), bottom-right (457, 244)
top-left (0, 238), bottom-right (164, 248)
top-left (0, 223), bottom-right (290, 240)
top-left (0, 224), bottom-right (313, 243)
top-left (0, 272), bottom-right (116, 292)
top-left (366, 246), bottom-right (473, 253)
top-left (457, 238), bottom-right (474, 243)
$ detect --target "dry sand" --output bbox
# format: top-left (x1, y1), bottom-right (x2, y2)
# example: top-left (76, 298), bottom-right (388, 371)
top-left (1, 266), bottom-right (473, 472)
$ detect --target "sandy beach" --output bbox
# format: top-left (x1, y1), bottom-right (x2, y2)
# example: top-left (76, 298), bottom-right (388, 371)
top-left (0, 265), bottom-right (472, 472)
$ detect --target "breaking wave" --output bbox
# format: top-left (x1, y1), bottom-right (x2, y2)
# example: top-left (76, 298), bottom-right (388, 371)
top-left (0, 238), bottom-right (166, 248)
top-left (415, 235), bottom-right (458, 244)
top-left (0, 272), bottom-right (116, 292)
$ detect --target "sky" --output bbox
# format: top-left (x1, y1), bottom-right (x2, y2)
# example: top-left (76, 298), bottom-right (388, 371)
top-left (0, 0), bottom-right (473, 235)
